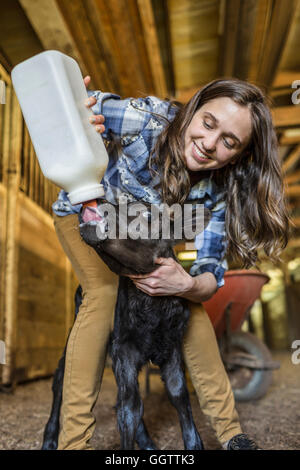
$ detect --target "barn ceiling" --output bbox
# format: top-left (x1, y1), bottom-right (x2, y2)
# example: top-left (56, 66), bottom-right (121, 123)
top-left (0, 0), bottom-right (300, 251)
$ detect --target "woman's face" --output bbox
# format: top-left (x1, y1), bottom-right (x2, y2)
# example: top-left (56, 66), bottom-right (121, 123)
top-left (184, 97), bottom-right (252, 172)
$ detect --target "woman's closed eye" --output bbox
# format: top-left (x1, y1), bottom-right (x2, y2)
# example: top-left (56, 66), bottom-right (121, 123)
top-left (223, 138), bottom-right (235, 149)
top-left (203, 120), bottom-right (235, 149)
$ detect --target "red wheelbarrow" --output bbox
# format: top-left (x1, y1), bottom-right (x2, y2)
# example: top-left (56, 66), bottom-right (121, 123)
top-left (145, 270), bottom-right (279, 402)
top-left (203, 269), bottom-right (280, 401)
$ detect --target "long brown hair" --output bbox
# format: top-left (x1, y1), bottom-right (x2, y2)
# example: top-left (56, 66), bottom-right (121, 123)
top-left (150, 78), bottom-right (290, 267)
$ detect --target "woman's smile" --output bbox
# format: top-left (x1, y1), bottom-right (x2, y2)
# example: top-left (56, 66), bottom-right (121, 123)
top-left (192, 141), bottom-right (214, 163)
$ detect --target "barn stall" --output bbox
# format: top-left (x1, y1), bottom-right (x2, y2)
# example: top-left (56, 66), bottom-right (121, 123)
top-left (0, 0), bottom-right (300, 450)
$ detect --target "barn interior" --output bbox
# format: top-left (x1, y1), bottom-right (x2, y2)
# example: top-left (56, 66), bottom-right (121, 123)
top-left (0, 0), bottom-right (299, 450)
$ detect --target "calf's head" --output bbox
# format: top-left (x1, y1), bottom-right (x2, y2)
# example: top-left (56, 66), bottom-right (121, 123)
top-left (79, 200), bottom-right (210, 276)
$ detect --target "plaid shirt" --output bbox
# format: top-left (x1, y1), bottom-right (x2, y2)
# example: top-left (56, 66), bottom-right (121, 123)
top-left (52, 92), bottom-right (228, 287)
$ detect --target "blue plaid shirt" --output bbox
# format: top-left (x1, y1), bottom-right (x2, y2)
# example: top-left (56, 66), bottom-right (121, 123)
top-left (52, 91), bottom-right (228, 287)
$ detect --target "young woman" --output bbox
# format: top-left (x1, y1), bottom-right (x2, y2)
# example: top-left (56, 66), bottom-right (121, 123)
top-left (52, 77), bottom-right (289, 450)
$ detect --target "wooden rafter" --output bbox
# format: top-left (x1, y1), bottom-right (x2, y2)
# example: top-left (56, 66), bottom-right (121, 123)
top-left (292, 217), bottom-right (300, 227)
top-left (284, 169), bottom-right (300, 185)
top-left (19, 0), bottom-right (88, 78)
top-left (273, 70), bottom-right (300, 88)
top-left (218, 0), bottom-right (242, 77)
top-left (285, 184), bottom-right (300, 197)
top-left (273, 106), bottom-right (300, 128)
top-left (282, 145), bottom-right (300, 173)
top-left (136, 0), bottom-right (168, 98)
top-left (250, 0), bottom-right (297, 88)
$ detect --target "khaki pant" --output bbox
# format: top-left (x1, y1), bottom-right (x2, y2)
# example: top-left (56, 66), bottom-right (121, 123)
top-left (54, 213), bottom-right (241, 450)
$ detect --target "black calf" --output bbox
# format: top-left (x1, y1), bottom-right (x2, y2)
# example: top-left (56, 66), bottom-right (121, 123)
top-left (42, 201), bottom-right (209, 450)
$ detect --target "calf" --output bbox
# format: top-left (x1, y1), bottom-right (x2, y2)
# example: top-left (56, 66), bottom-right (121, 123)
top-left (42, 199), bottom-right (210, 450)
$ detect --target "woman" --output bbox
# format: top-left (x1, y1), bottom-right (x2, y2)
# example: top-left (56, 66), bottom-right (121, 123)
top-left (52, 77), bottom-right (289, 450)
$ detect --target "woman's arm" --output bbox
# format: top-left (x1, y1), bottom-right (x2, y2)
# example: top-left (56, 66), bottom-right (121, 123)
top-left (84, 75), bottom-right (174, 144)
top-left (127, 257), bottom-right (217, 302)
top-left (181, 272), bottom-right (218, 302)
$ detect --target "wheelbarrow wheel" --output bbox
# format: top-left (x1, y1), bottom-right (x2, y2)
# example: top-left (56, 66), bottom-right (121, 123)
top-left (222, 331), bottom-right (273, 402)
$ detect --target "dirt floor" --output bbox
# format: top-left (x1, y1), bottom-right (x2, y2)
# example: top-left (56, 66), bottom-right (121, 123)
top-left (0, 350), bottom-right (299, 450)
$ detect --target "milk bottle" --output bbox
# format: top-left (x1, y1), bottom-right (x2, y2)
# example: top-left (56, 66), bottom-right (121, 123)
top-left (11, 50), bottom-right (108, 204)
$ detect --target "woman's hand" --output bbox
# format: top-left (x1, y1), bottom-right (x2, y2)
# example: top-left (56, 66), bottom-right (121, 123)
top-left (83, 75), bottom-right (106, 134)
top-left (126, 257), bottom-right (195, 297)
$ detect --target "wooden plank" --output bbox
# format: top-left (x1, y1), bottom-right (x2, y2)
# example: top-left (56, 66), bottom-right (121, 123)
top-left (19, 0), bottom-right (88, 78)
top-left (280, 130), bottom-right (300, 145)
top-left (14, 347), bottom-right (64, 381)
top-left (284, 169), bottom-right (300, 184)
top-left (285, 184), bottom-right (300, 197)
top-left (256, 0), bottom-right (297, 87)
top-left (282, 145), bottom-right (300, 173)
top-left (168, 0), bottom-right (220, 91)
top-left (219, 0), bottom-right (259, 80)
top-left (272, 106), bottom-right (300, 128)
top-left (56, 0), bottom-right (117, 92)
top-left (273, 70), bottom-right (300, 88)
top-left (175, 86), bottom-right (202, 103)
top-left (17, 320), bottom-right (66, 351)
top-left (136, 0), bottom-right (168, 98)
top-left (0, 62), bottom-right (11, 83)
top-left (292, 217), bottom-right (300, 227)
top-left (288, 237), bottom-right (300, 248)
top-left (18, 192), bottom-right (67, 268)
top-left (0, 185), bottom-right (7, 353)
top-left (92, 0), bottom-right (154, 96)
top-left (18, 248), bottom-right (67, 325)
top-left (2, 90), bottom-right (22, 385)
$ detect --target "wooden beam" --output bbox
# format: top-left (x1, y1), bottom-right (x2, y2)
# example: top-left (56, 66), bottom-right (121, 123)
top-left (136, 0), bottom-right (168, 98)
top-left (284, 169), bottom-right (300, 185)
top-left (285, 184), bottom-right (300, 197)
top-left (288, 238), bottom-right (300, 248)
top-left (247, 0), bottom-right (272, 83)
top-left (218, 0), bottom-right (242, 77)
top-left (282, 145), bottom-right (300, 173)
top-left (279, 130), bottom-right (300, 145)
top-left (273, 71), bottom-right (300, 88)
top-left (19, 0), bottom-right (88, 78)
top-left (91, 0), bottom-right (155, 96)
top-left (292, 217), bottom-right (300, 228)
top-left (2, 88), bottom-right (23, 384)
top-left (55, 0), bottom-right (115, 92)
top-left (252, 0), bottom-right (297, 88)
top-left (175, 86), bottom-right (201, 103)
top-left (272, 106), bottom-right (300, 128)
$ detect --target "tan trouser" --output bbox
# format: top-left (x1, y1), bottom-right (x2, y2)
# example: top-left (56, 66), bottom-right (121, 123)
top-left (54, 213), bottom-right (241, 450)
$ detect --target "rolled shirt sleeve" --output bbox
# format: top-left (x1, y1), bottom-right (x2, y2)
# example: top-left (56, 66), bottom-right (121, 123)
top-left (189, 197), bottom-right (228, 288)
top-left (87, 90), bottom-right (174, 143)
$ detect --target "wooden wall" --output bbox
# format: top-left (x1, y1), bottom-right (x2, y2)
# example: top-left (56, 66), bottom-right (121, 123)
top-left (0, 63), bottom-right (77, 386)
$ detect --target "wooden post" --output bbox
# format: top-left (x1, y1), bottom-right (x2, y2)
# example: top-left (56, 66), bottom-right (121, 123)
top-left (2, 89), bottom-right (23, 385)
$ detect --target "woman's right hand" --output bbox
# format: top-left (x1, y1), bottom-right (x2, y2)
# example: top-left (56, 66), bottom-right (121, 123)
top-left (83, 75), bottom-right (106, 134)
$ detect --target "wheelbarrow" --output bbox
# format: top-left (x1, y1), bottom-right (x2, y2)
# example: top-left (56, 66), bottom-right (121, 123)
top-left (145, 270), bottom-right (280, 402)
top-left (202, 269), bottom-right (280, 401)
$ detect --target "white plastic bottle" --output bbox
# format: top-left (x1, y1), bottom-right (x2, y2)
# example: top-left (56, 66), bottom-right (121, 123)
top-left (11, 50), bottom-right (108, 205)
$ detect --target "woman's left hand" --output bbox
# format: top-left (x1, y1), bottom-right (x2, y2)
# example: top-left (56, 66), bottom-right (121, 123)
top-left (126, 257), bottom-right (194, 296)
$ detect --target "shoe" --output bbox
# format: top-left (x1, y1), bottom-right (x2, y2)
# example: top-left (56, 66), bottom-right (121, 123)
top-left (226, 433), bottom-right (261, 450)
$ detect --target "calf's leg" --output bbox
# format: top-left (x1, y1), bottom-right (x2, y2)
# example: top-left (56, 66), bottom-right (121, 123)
top-left (41, 349), bottom-right (66, 450)
top-left (160, 349), bottom-right (204, 450)
top-left (112, 344), bottom-right (152, 450)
